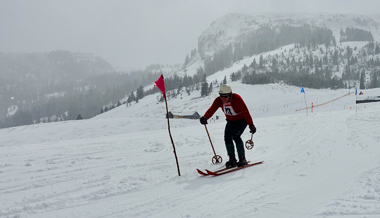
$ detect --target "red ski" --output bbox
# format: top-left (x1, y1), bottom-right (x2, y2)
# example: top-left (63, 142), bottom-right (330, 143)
top-left (197, 169), bottom-right (208, 176)
top-left (205, 161), bottom-right (263, 176)
top-left (197, 166), bottom-right (232, 176)
top-left (197, 161), bottom-right (252, 176)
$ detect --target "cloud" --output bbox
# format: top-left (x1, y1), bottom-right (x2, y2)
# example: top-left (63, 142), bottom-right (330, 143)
top-left (0, 0), bottom-right (379, 70)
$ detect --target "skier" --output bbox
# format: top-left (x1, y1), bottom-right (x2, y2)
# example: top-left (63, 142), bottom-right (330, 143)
top-left (200, 84), bottom-right (256, 168)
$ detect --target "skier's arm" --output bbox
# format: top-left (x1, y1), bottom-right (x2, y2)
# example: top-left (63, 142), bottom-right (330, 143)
top-left (203, 98), bottom-right (222, 120)
top-left (236, 95), bottom-right (253, 125)
top-left (239, 97), bottom-right (256, 134)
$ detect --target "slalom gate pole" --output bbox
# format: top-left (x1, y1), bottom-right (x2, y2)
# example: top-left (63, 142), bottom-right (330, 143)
top-left (356, 94), bottom-right (358, 115)
top-left (204, 124), bottom-right (222, 164)
top-left (303, 92), bottom-right (308, 116)
top-left (164, 96), bottom-right (181, 176)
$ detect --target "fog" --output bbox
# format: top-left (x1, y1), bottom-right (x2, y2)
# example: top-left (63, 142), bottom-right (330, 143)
top-left (1, 0), bottom-right (379, 70)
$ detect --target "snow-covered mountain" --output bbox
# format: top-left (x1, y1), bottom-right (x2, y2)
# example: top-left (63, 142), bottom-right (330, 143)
top-left (198, 13), bottom-right (380, 60)
top-left (1, 52), bottom-right (380, 217)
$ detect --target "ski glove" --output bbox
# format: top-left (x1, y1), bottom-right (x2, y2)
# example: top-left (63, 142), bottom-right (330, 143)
top-left (200, 116), bottom-right (208, 125)
top-left (249, 124), bottom-right (257, 134)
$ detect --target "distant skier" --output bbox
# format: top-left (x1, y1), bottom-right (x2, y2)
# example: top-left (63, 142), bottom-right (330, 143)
top-left (200, 84), bottom-right (256, 168)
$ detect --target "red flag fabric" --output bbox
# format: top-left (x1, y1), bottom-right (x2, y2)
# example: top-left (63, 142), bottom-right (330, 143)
top-left (154, 74), bottom-right (166, 98)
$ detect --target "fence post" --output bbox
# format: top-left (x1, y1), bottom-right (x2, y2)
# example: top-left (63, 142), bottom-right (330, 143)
top-left (311, 102), bottom-right (313, 113)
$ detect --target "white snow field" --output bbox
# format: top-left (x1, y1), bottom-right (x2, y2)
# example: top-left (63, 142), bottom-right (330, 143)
top-left (1, 78), bottom-right (380, 218)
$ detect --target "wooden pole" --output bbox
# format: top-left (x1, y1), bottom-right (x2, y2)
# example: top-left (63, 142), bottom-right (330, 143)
top-left (204, 125), bottom-right (217, 157)
top-left (164, 94), bottom-right (181, 176)
top-left (204, 124), bottom-right (222, 164)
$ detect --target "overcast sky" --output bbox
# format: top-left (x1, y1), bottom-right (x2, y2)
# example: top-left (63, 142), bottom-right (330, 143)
top-left (1, 0), bottom-right (379, 70)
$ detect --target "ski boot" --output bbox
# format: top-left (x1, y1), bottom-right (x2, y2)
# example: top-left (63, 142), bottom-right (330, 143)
top-left (225, 155), bottom-right (237, 168)
top-left (237, 156), bottom-right (248, 167)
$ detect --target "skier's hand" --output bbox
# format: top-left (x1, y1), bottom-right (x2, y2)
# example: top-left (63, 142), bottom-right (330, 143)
top-left (200, 116), bottom-right (208, 125)
top-left (249, 124), bottom-right (256, 134)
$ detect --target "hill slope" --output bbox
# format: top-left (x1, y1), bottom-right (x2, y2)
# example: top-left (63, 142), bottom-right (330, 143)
top-left (1, 77), bottom-right (380, 217)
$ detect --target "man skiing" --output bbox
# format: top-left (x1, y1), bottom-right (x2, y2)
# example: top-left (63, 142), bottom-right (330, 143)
top-left (200, 84), bottom-right (256, 168)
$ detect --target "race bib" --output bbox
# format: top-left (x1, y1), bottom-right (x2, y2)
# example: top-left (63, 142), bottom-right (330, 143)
top-left (223, 104), bottom-right (238, 116)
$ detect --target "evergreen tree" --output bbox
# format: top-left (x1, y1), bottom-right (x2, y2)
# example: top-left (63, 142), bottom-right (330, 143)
top-left (208, 83), bottom-right (213, 94)
top-left (370, 70), bottom-right (379, 88)
top-left (127, 91), bottom-right (135, 103)
top-left (332, 50), bottom-right (339, 65)
top-left (184, 54), bottom-right (190, 67)
top-left (136, 86), bottom-right (144, 101)
top-left (360, 70), bottom-right (365, 89)
top-left (197, 67), bottom-right (204, 76)
top-left (250, 58), bottom-right (257, 68)
top-left (231, 73), bottom-right (236, 81)
top-left (309, 54), bottom-right (314, 67)
top-left (259, 55), bottom-right (264, 69)
top-left (375, 44), bottom-right (380, 55)
top-left (201, 81), bottom-right (209, 97)
top-left (200, 73), bottom-right (208, 97)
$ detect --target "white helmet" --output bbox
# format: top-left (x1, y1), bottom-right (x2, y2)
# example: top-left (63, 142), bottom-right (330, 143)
top-left (219, 84), bottom-right (232, 94)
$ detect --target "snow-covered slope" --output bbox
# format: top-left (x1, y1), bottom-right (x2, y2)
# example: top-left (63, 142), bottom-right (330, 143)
top-left (3, 12), bottom-right (380, 217)
top-left (1, 64), bottom-right (380, 218)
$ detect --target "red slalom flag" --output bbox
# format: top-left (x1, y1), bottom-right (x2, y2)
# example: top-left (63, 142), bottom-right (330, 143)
top-left (154, 74), bottom-right (166, 98)
top-left (154, 74), bottom-right (181, 176)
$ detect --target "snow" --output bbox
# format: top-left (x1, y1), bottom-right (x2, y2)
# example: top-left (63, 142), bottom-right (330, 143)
top-left (2, 32), bottom-right (380, 216)
top-left (44, 92), bottom-right (65, 99)
top-left (1, 74), bottom-right (380, 217)
top-left (6, 105), bottom-right (18, 117)
top-left (3, 12), bottom-right (380, 217)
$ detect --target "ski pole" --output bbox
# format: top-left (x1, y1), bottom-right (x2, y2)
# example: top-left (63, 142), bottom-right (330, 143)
top-left (204, 124), bottom-right (222, 164)
top-left (245, 133), bottom-right (254, 150)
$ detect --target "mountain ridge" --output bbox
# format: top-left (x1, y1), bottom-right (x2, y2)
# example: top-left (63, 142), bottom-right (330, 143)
top-left (197, 13), bottom-right (380, 61)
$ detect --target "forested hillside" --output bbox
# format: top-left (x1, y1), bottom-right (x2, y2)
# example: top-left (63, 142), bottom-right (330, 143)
top-left (238, 41), bottom-right (380, 89)
top-left (202, 25), bottom-right (376, 77)
top-left (0, 51), bottom-right (169, 128)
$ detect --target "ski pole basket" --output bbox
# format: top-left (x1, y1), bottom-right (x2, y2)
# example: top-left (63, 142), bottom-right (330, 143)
top-left (245, 133), bottom-right (254, 150)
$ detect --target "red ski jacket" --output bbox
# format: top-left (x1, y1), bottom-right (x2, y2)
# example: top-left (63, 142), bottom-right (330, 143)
top-left (203, 93), bottom-right (253, 125)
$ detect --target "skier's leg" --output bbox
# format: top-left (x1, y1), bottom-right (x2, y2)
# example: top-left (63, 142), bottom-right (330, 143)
top-left (224, 121), bottom-right (237, 167)
top-left (224, 121), bottom-right (235, 156)
top-left (231, 119), bottom-right (247, 158)
top-left (233, 136), bottom-right (245, 157)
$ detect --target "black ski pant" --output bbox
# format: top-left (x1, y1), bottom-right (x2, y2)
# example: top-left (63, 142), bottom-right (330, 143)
top-left (224, 118), bottom-right (247, 158)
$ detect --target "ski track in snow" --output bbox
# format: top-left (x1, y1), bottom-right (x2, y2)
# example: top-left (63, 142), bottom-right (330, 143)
top-left (1, 82), bottom-right (380, 217)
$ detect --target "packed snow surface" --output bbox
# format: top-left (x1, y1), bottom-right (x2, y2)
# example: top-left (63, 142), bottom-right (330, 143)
top-left (1, 80), bottom-right (380, 217)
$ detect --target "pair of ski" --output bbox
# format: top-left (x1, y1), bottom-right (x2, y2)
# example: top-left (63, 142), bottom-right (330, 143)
top-left (197, 161), bottom-right (263, 176)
